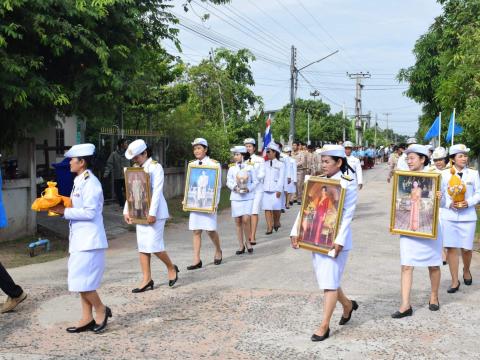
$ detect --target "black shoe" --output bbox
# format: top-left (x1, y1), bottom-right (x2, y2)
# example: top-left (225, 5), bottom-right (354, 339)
top-left (297, 201), bottom-right (302, 206)
top-left (447, 281), bottom-right (460, 293)
top-left (463, 272), bottom-right (472, 286)
top-left (311, 328), bottom-right (330, 342)
top-left (443, 261), bottom-right (447, 266)
top-left (289, 201), bottom-right (294, 206)
top-left (391, 307), bottom-right (413, 319)
top-left (339, 300), bottom-right (358, 325)
top-left (66, 320), bottom-right (95, 333)
top-left (236, 247), bottom-right (245, 255)
top-left (169, 265), bottom-right (179, 287)
top-left (249, 241), bottom-right (257, 246)
top-left (281, 209), bottom-right (285, 213)
top-left (214, 252), bottom-right (223, 265)
top-left (274, 226), bottom-right (280, 232)
top-left (93, 306), bottom-right (112, 333)
top-left (265, 231), bottom-right (273, 235)
top-left (132, 279), bottom-right (154, 293)
top-left (247, 247), bottom-right (253, 254)
top-left (187, 261), bottom-right (202, 271)
top-left (429, 302), bottom-right (440, 311)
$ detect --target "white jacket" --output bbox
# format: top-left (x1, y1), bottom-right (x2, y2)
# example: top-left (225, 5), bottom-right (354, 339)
top-left (263, 158), bottom-right (285, 193)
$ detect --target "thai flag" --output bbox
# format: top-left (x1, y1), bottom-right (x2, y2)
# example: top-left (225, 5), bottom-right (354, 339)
top-left (262, 114), bottom-right (272, 157)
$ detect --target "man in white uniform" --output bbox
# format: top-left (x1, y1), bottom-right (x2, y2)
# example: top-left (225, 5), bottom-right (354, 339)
top-left (343, 141), bottom-right (363, 190)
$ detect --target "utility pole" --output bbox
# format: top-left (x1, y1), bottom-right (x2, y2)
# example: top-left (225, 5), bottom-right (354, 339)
top-left (347, 72), bottom-right (371, 145)
top-left (289, 46), bottom-right (297, 145)
top-left (383, 112), bottom-right (391, 143)
top-left (210, 48), bottom-right (227, 133)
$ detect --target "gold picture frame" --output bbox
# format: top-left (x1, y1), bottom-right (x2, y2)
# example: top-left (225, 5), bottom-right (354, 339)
top-left (390, 170), bottom-right (440, 239)
top-left (183, 164), bottom-right (220, 214)
top-left (124, 167), bottom-right (151, 225)
top-left (297, 177), bottom-right (346, 254)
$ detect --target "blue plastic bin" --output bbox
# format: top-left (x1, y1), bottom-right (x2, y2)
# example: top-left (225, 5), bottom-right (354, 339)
top-left (52, 158), bottom-right (74, 196)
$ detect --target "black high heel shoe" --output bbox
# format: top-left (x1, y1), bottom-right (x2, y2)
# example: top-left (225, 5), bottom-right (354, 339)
top-left (66, 319), bottom-right (96, 333)
top-left (311, 328), bottom-right (330, 342)
top-left (247, 247), bottom-right (254, 254)
top-left (428, 301), bottom-right (440, 311)
top-left (464, 271), bottom-right (473, 286)
top-left (214, 251), bottom-right (223, 265)
top-left (132, 279), bottom-right (154, 293)
top-left (447, 281), bottom-right (461, 293)
top-left (274, 225), bottom-right (280, 232)
top-left (265, 230), bottom-right (273, 235)
top-left (339, 300), bottom-right (358, 325)
top-left (236, 247), bottom-right (245, 255)
top-left (187, 260), bottom-right (202, 270)
top-left (93, 306), bottom-right (112, 333)
top-left (169, 265), bottom-right (179, 287)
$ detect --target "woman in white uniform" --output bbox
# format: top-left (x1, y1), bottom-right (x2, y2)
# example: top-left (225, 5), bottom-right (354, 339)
top-left (244, 138), bottom-right (265, 246)
top-left (50, 143), bottom-right (111, 333)
top-left (186, 138), bottom-right (223, 270)
top-left (282, 146), bottom-right (297, 209)
top-left (430, 147), bottom-right (449, 265)
top-left (290, 144), bottom-right (358, 342)
top-left (441, 144), bottom-right (480, 293)
top-left (227, 145), bottom-right (258, 255)
top-left (123, 139), bottom-right (179, 292)
top-left (263, 143), bottom-right (285, 234)
top-left (392, 144), bottom-right (443, 319)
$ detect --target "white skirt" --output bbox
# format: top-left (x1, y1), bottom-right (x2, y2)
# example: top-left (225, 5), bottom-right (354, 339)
top-left (251, 191), bottom-right (263, 215)
top-left (231, 200), bottom-right (253, 217)
top-left (442, 220), bottom-right (476, 250)
top-left (136, 219), bottom-right (166, 253)
top-left (400, 234), bottom-right (442, 267)
top-left (189, 211), bottom-right (217, 231)
top-left (312, 250), bottom-right (349, 290)
top-left (262, 191), bottom-right (283, 210)
top-left (68, 249), bottom-right (105, 292)
top-left (285, 181), bottom-right (296, 194)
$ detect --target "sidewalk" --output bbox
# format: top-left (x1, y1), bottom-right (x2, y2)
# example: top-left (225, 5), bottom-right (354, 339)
top-left (2, 165), bottom-right (480, 359)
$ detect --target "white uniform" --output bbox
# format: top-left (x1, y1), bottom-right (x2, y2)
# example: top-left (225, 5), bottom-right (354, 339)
top-left (346, 155), bottom-right (363, 186)
top-left (188, 156), bottom-right (221, 231)
top-left (124, 158), bottom-right (169, 253)
top-left (396, 153), bottom-right (409, 170)
top-left (290, 171), bottom-right (358, 290)
top-left (283, 154), bottom-right (297, 194)
top-left (262, 159), bottom-right (285, 210)
top-left (400, 167), bottom-right (443, 266)
top-left (64, 170), bottom-right (108, 292)
top-left (227, 162), bottom-right (258, 217)
top-left (249, 154), bottom-right (265, 215)
top-left (441, 167), bottom-right (480, 250)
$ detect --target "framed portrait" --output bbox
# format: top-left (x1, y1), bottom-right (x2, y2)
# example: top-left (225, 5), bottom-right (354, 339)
top-left (183, 165), bottom-right (220, 213)
top-left (297, 177), bottom-right (346, 255)
top-left (124, 167), bottom-right (151, 225)
top-left (390, 170), bottom-right (441, 239)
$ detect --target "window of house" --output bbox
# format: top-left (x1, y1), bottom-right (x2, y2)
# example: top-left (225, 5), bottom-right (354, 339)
top-left (56, 128), bottom-right (65, 155)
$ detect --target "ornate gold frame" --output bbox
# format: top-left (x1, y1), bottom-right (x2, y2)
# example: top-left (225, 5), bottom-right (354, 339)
top-left (124, 167), bottom-right (151, 225)
top-left (297, 177), bottom-right (346, 254)
top-left (390, 170), bottom-right (440, 239)
top-left (183, 164), bottom-right (220, 214)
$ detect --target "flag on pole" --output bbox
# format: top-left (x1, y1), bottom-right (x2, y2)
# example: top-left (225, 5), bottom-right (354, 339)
top-left (262, 114), bottom-right (272, 157)
top-left (446, 110), bottom-right (463, 143)
top-left (424, 115), bottom-right (440, 141)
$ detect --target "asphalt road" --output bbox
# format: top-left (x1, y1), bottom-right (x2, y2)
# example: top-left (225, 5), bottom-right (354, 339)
top-left (1, 164), bottom-right (480, 359)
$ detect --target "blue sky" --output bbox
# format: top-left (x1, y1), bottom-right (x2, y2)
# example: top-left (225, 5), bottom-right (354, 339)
top-left (165, 0), bottom-right (443, 137)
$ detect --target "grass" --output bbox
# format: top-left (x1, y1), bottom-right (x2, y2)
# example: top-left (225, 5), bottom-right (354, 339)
top-left (167, 187), bottom-right (231, 224)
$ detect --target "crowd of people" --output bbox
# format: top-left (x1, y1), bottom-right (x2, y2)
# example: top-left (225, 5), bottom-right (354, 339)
top-left (0, 136), bottom-right (478, 344)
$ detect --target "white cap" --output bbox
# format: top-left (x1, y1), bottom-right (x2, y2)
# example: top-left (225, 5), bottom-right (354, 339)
top-left (319, 144), bottom-right (346, 158)
top-left (432, 147), bottom-right (447, 160)
top-left (405, 144), bottom-right (429, 157)
top-left (64, 143), bottom-right (95, 158)
top-left (283, 145), bottom-right (292, 152)
top-left (230, 145), bottom-right (247, 154)
top-left (266, 142), bottom-right (280, 153)
top-left (125, 139), bottom-right (147, 160)
top-left (244, 138), bottom-right (256, 145)
top-left (426, 144), bottom-right (434, 151)
top-left (343, 141), bottom-right (354, 148)
top-left (192, 138), bottom-right (208, 147)
top-left (449, 144), bottom-right (470, 156)
top-left (407, 137), bottom-right (417, 145)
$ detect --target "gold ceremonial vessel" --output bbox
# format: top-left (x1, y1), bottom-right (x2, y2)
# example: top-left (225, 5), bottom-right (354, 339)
top-left (447, 167), bottom-right (466, 205)
top-left (236, 169), bottom-right (249, 193)
top-left (31, 182), bottom-right (72, 216)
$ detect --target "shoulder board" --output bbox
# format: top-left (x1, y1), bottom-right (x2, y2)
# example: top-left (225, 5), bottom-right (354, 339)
top-left (469, 167), bottom-right (477, 171)
top-left (151, 160), bottom-right (158, 164)
top-left (319, 174), bottom-right (327, 178)
top-left (229, 163), bottom-right (235, 168)
top-left (189, 159), bottom-right (196, 163)
top-left (341, 174), bottom-right (353, 181)
top-left (210, 159), bottom-right (218, 163)
top-left (84, 172), bottom-right (90, 179)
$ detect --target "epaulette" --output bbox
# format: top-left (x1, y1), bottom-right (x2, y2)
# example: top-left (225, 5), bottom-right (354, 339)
top-left (151, 160), bottom-right (158, 164)
top-left (84, 172), bottom-right (90, 180)
top-left (229, 163), bottom-right (235, 168)
top-left (341, 174), bottom-right (353, 181)
top-left (427, 166), bottom-right (437, 172)
top-left (189, 159), bottom-right (196, 163)
top-left (318, 174), bottom-right (327, 178)
top-left (247, 160), bottom-right (253, 165)
top-left (210, 159), bottom-right (218, 163)
top-left (469, 166), bottom-right (477, 171)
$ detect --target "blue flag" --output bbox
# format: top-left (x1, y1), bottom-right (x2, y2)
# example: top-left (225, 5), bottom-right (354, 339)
top-left (424, 115), bottom-right (440, 141)
top-left (446, 111), bottom-right (463, 143)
